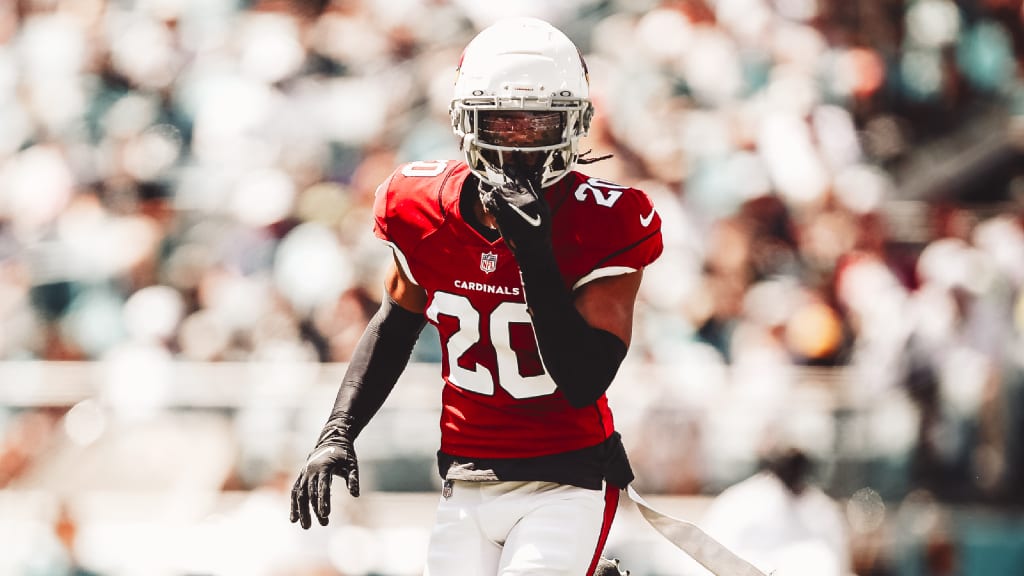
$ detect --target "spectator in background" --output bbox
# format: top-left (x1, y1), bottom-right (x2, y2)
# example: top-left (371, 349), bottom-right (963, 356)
top-left (700, 447), bottom-right (852, 576)
top-left (901, 202), bottom-right (1023, 502)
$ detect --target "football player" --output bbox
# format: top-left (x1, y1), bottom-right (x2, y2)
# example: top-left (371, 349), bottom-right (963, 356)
top-left (290, 17), bottom-right (662, 576)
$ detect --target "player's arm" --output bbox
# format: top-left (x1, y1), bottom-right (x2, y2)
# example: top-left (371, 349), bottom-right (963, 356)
top-left (524, 266), bottom-right (638, 408)
top-left (290, 258), bottom-right (426, 529)
top-left (482, 181), bottom-right (637, 408)
top-left (573, 270), bottom-right (642, 347)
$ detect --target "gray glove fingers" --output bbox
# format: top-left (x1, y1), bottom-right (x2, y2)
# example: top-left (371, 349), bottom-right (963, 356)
top-left (347, 465), bottom-right (360, 498)
top-left (291, 472), bottom-right (312, 529)
top-left (316, 470), bottom-right (332, 525)
top-left (289, 473), bottom-right (302, 523)
top-left (307, 472), bottom-right (323, 527)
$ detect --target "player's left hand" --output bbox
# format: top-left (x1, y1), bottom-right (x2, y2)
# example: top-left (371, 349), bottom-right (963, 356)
top-left (480, 172), bottom-right (552, 256)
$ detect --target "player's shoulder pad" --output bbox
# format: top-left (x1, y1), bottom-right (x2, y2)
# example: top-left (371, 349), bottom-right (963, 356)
top-left (559, 172), bottom-right (661, 241)
top-left (554, 172), bottom-right (664, 284)
top-left (374, 160), bottom-right (462, 240)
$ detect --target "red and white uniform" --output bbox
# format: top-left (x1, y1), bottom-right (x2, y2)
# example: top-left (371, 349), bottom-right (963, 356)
top-left (373, 160), bottom-right (663, 461)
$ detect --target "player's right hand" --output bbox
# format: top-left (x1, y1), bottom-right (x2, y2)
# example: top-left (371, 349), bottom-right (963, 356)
top-left (479, 169), bottom-right (552, 257)
top-left (289, 427), bottom-right (359, 529)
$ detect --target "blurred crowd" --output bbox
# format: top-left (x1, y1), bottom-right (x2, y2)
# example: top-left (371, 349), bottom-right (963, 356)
top-left (0, 0), bottom-right (1024, 575)
top-left (1, 0), bottom-right (1024, 506)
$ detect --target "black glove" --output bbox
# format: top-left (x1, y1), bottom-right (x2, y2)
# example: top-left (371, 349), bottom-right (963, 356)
top-left (289, 413), bottom-right (360, 529)
top-left (479, 174), bottom-right (552, 257)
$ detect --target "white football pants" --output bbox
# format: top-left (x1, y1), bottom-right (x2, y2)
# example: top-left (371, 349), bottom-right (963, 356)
top-left (423, 480), bottom-right (619, 576)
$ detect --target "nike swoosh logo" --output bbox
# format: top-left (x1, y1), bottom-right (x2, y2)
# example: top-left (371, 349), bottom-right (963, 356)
top-left (508, 203), bottom-right (543, 227)
top-left (308, 446), bottom-right (337, 464)
top-left (640, 208), bottom-right (656, 227)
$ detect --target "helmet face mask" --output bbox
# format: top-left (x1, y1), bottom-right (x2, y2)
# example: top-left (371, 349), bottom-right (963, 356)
top-left (450, 18), bottom-right (594, 190)
top-left (471, 110), bottom-right (567, 188)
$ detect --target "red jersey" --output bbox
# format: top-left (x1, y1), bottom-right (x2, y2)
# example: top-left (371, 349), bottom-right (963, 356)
top-left (373, 160), bottom-right (663, 460)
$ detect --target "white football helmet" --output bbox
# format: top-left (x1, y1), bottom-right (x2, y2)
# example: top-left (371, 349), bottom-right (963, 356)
top-left (451, 17), bottom-right (594, 189)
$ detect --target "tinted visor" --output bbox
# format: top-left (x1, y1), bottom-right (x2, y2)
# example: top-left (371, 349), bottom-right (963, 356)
top-left (476, 110), bottom-right (565, 148)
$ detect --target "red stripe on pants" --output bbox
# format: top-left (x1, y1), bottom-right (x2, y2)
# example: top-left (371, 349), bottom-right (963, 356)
top-left (584, 485), bottom-right (620, 576)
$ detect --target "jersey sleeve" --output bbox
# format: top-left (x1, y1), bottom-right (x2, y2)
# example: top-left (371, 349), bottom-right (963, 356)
top-left (372, 170), bottom-right (399, 243)
top-left (372, 160), bottom-right (456, 285)
top-left (557, 179), bottom-right (664, 291)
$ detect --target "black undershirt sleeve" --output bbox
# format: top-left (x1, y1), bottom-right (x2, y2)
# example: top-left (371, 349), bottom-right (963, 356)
top-left (516, 249), bottom-right (628, 408)
top-left (327, 295), bottom-right (427, 437)
top-left (477, 177), bottom-right (629, 409)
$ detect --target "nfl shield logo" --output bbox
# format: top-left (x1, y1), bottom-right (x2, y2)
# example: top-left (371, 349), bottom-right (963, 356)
top-left (480, 252), bottom-right (498, 274)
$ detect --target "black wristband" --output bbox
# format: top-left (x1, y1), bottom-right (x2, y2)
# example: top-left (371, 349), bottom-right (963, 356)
top-left (516, 247), bottom-right (628, 408)
top-left (328, 296), bottom-right (426, 437)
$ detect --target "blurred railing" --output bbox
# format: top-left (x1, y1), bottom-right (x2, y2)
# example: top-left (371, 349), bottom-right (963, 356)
top-left (2, 361), bottom-right (1023, 576)
top-left (0, 360), bottom-right (914, 496)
